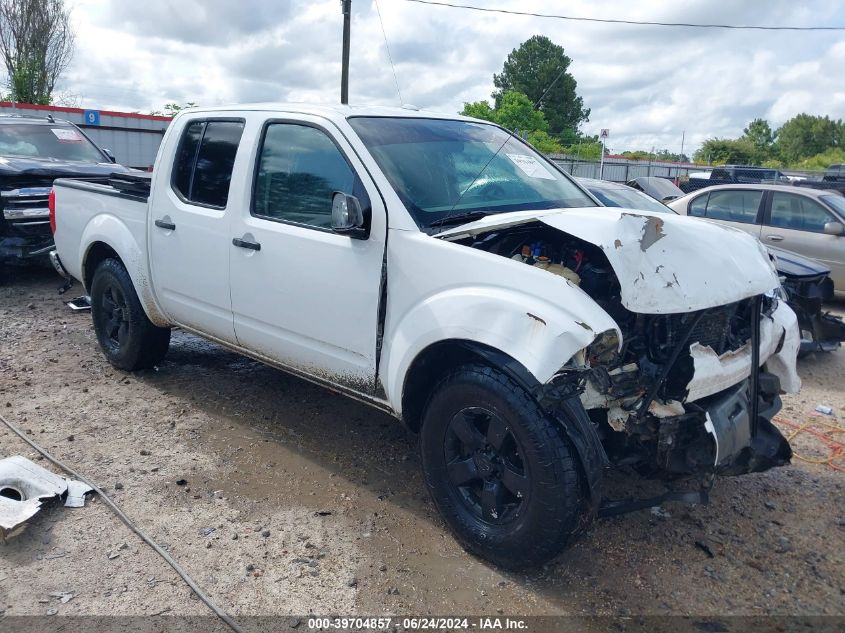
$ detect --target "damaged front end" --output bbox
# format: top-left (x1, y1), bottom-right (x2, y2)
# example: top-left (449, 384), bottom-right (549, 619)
top-left (577, 295), bottom-right (796, 478)
top-left (440, 208), bottom-right (800, 483)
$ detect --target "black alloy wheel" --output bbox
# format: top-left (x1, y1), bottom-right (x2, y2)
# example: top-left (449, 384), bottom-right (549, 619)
top-left (90, 258), bottom-right (170, 371)
top-left (99, 282), bottom-right (130, 354)
top-left (444, 406), bottom-right (529, 524)
top-left (419, 364), bottom-right (586, 569)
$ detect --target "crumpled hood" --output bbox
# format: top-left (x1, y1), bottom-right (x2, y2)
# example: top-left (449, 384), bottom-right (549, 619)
top-left (438, 207), bottom-right (780, 314)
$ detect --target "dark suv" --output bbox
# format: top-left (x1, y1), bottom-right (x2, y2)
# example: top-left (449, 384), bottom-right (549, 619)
top-left (824, 164), bottom-right (845, 182)
top-left (0, 114), bottom-right (127, 272)
top-left (709, 165), bottom-right (786, 184)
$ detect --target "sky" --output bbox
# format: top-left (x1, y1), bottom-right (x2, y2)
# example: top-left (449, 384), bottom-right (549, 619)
top-left (55, 0), bottom-right (845, 155)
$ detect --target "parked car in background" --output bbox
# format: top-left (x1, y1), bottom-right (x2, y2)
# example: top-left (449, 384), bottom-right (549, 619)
top-left (668, 184), bottom-right (845, 292)
top-left (625, 176), bottom-right (685, 202)
top-left (50, 104), bottom-right (800, 568)
top-left (0, 114), bottom-right (127, 276)
top-left (767, 245), bottom-right (845, 353)
top-left (578, 177), bottom-right (671, 214)
top-left (823, 164), bottom-right (845, 182)
top-left (678, 165), bottom-right (788, 194)
top-left (583, 178), bottom-right (845, 353)
top-left (792, 164), bottom-right (845, 195)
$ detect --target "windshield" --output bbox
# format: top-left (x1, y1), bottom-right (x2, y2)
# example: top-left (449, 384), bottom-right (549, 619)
top-left (820, 194), bottom-right (845, 218)
top-left (347, 117), bottom-right (595, 229)
top-left (0, 123), bottom-right (106, 163)
top-left (585, 182), bottom-right (674, 214)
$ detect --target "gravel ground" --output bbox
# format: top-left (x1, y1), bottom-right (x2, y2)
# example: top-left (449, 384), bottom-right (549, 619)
top-left (1, 268), bottom-right (844, 621)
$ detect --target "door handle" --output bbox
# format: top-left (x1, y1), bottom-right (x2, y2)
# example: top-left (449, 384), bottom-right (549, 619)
top-left (154, 219), bottom-right (176, 231)
top-left (232, 237), bottom-right (261, 251)
top-left (765, 234), bottom-right (784, 241)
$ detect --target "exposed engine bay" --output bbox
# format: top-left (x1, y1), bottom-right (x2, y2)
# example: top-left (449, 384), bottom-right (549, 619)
top-left (453, 221), bottom-right (796, 480)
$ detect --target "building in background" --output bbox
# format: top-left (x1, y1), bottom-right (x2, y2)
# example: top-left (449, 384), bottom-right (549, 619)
top-left (0, 102), bottom-right (171, 169)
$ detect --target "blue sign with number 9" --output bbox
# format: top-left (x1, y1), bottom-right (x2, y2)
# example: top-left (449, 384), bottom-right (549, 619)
top-left (83, 110), bottom-right (100, 126)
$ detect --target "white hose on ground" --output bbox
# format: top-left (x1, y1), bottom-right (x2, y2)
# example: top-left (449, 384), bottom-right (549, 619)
top-left (0, 411), bottom-right (246, 633)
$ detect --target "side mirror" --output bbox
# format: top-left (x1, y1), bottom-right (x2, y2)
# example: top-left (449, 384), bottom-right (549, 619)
top-left (823, 221), bottom-right (844, 236)
top-left (102, 148), bottom-right (116, 163)
top-left (331, 192), bottom-right (365, 237)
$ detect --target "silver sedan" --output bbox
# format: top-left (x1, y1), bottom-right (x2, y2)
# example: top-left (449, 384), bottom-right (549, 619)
top-left (668, 184), bottom-right (845, 291)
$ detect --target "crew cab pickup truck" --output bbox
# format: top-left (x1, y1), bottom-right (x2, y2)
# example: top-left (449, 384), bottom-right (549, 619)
top-left (51, 104), bottom-right (801, 569)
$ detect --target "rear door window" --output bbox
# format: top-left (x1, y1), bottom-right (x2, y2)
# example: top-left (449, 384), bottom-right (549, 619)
top-left (703, 189), bottom-right (762, 223)
top-left (171, 119), bottom-right (245, 208)
top-left (768, 192), bottom-right (836, 233)
top-left (172, 121), bottom-right (203, 200)
top-left (688, 193), bottom-right (708, 217)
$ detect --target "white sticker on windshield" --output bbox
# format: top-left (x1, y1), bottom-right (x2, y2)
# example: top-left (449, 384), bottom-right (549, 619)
top-left (505, 153), bottom-right (556, 180)
top-left (51, 128), bottom-right (83, 143)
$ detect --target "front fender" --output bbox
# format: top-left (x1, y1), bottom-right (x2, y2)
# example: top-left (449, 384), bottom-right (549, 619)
top-left (381, 285), bottom-right (619, 414)
top-left (80, 215), bottom-right (169, 326)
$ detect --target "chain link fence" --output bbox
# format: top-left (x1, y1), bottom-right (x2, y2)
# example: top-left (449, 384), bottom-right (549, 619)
top-left (548, 155), bottom-right (826, 184)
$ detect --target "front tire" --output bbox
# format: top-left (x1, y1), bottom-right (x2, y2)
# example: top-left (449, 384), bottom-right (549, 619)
top-left (420, 364), bottom-right (584, 569)
top-left (90, 258), bottom-right (170, 370)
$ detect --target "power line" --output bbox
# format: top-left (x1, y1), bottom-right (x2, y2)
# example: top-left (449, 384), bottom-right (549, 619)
top-left (374, 0), bottom-right (404, 105)
top-left (401, 0), bottom-right (845, 31)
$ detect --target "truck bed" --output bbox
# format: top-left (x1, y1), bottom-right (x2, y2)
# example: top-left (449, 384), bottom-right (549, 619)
top-left (52, 175), bottom-right (151, 288)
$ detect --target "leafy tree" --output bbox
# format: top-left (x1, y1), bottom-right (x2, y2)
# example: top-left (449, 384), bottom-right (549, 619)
top-left (493, 35), bottom-right (589, 135)
top-left (149, 102), bottom-right (197, 117)
top-left (742, 118), bottom-right (775, 156)
top-left (0, 0), bottom-right (74, 104)
top-left (795, 147), bottom-right (845, 170)
top-left (620, 149), bottom-right (688, 162)
top-left (494, 91), bottom-right (547, 133)
top-left (560, 141), bottom-right (603, 160)
top-left (527, 129), bottom-right (562, 154)
top-left (776, 114), bottom-right (843, 163)
top-left (693, 138), bottom-right (757, 165)
top-left (460, 100), bottom-right (496, 122)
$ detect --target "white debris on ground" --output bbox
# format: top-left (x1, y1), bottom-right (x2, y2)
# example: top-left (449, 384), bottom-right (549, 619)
top-left (0, 455), bottom-right (92, 539)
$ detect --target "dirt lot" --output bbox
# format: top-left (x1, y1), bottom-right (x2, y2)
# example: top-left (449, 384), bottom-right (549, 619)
top-left (1, 268), bottom-right (844, 623)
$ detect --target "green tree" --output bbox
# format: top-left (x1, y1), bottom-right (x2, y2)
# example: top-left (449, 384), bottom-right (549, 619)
top-left (494, 91), bottom-right (547, 133)
top-left (742, 118), bottom-right (775, 156)
top-left (776, 114), bottom-right (843, 163)
top-left (460, 100), bottom-right (496, 122)
top-left (149, 102), bottom-right (197, 117)
top-left (0, 0), bottom-right (75, 104)
top-left (527, 129), bottom-right (562, 153)
top-left (560, 141), bottom-right (603, 160)
top-left (492, 35), bottom-right (589, 135)
top-left (795, 147), bottom-right (845, 170)
top-left (693, 138), bottom-right (757, 165)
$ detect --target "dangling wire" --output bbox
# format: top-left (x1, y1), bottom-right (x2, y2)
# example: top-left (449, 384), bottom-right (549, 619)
top-left (374, 0), bottom-right (405, 105)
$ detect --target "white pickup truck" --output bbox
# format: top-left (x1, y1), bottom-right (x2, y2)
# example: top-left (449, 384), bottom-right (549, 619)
top-left (50, 104), bottom-right (801, 569)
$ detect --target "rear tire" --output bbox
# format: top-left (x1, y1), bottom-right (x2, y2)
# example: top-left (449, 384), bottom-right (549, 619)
top-left (90, 258), bottom-right (170, 370)
top-left (419, 364), bottom-right (584, 569)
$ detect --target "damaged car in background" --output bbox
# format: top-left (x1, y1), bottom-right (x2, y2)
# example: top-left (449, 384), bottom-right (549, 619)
top-left (51, 106), bottom-right (800, 569)
top-left (0, 113), bottom-right (126, 279)
top-left (582, 177), bottom-right (845, 354)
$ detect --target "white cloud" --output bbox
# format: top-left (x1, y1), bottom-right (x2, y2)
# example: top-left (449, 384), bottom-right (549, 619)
top-left (53, 0), bottom-right (845, 154)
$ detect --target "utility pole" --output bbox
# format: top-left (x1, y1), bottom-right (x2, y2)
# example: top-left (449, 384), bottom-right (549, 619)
top-left (340, 0), bottom-right (351, 104)
top-left (680, 130), bottom-right (685, 163)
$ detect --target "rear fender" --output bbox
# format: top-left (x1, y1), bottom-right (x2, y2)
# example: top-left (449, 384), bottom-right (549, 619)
top-left (80, 215), bottom-right (169, 326)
